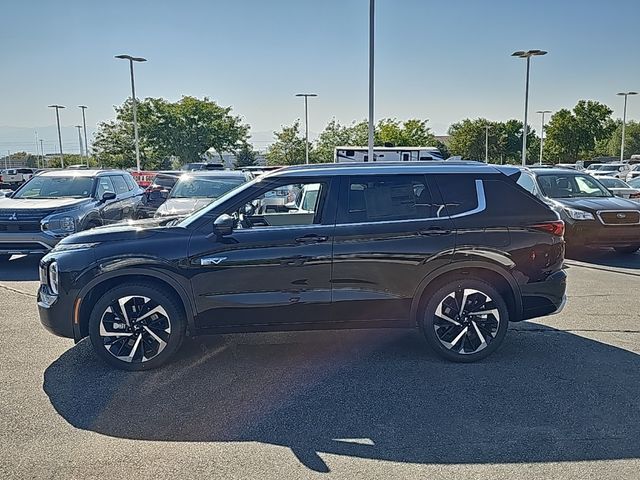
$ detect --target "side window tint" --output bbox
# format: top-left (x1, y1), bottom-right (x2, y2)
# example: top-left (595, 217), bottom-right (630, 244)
top-left (112, 176), bottom-right (129, 195)
top-left (516, 173), bottom-right (536, 194)
top-left (435, 175), bottom-right (480, 217)
top-left (485, 179), bottom-right (549, 215)
top-left (347, 175), bottom-right (432, 222)
top-left (123, 174), bottom-right (137, 191)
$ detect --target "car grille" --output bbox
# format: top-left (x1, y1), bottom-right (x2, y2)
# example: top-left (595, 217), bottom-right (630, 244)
top-left (0, 222), bottom-right (42, 232)
top-left (598, 211), bottom-right (640, 225)
top-left (0, 210), bottom-right (55, 221)
top-left (0, 242), bottom-right (48, 252)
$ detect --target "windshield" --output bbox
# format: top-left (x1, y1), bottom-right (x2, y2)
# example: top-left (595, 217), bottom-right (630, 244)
top-left (153, 174), bottom-right (179, 189)
top-left (586, 164), bottom-right (602, 170)
top-left (178, 176), bottom-right (262, 227)
top-left (170, 176), bottom-right (246, 199)
top-left (599, 178), bottom-right (628, 188)
top-left (13, 176), bottom-right (94, 199)
top-left (597, 164), bottom-right (621, 171)
top-left (537, 174), bottom-right (612, 199)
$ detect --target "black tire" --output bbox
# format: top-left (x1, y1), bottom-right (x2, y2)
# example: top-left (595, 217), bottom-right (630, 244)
top-left (88, 282), bottom-right (186, 371)
top-left (420, 278), bottom-right (509, 363)
top-left (614, 246), bottom-right (640, 254)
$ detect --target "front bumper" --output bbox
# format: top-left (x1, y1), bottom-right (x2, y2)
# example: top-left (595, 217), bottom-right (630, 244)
top-left (37, 285), bottom-right (76, 339)
top-left (519, 269), bottom-right (567, 321)
top-left (0, 231), bottom-right (60, 255)
top-left (566, 222), bottom-right (640, 247)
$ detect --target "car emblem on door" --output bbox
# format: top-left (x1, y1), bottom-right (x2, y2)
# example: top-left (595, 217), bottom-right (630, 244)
top-left (617, 213), bottom-right (627, 219)
top-left (200, 257), bottom-right (227, 266)
top-left (9, 213), bottom-right (17, 221)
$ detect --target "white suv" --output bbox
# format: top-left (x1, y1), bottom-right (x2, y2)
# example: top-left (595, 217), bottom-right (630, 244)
top-left (590, 163), bottom-right (631, 179)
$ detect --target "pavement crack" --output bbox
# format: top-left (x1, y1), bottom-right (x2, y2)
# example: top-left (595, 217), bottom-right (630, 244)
top-left (512, 327), bottom-right (640, 334)
top-left (0, 283), bottom-right (36, 298)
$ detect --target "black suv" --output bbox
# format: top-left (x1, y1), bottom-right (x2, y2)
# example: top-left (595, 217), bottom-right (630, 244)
top-left (0, 169), bottom-right (144, 259)
top-left (38, 162), bottom-right (566, 370)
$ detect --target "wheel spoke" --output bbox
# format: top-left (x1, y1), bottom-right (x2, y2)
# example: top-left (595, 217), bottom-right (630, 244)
top-left (471, 320), bottom-right (487, 348)
top-left (125, 334), bottom-right (143, 362)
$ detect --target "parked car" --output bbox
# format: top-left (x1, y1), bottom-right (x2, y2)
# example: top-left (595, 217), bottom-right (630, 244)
top-left (625, 164), bottom-right (640, 183)
top-left (181, 162), bottom-right (225, 171)
top-left (518, 167), bottom-right (640, 253)
top-left (589, 163), bottom-right (631, 179)
top-left (135, 171), bottom-right (181, 218)
top-left (1, 168), bottom-right (36, 187)
top-left (154, 170), bottom-right (252, 218)
top-left (597, 177), bottom-right (640, 201)
top-left (38, 161), bottom-right (566, 370)
top-left (0, 169), bottom-right (144, 259)
top-left (629, 177), bottom-right (640, 189)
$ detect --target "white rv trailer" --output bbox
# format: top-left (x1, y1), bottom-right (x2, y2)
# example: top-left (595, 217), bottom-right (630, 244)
top-left (334, 146), bottom-right (443, 163)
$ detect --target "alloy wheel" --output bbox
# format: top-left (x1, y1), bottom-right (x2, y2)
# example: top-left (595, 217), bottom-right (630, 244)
top-left (433, 288), bottom-right (500, 355)
top-left (99, 295), bottom-right (171, 363)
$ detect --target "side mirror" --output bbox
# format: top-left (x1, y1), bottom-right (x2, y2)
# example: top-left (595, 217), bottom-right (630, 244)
top-left (101, 192), bottom-right (116, 203)
top-left (213, 214), bottom-right (234, 237)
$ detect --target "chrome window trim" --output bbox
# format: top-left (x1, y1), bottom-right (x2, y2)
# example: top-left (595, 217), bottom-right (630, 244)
top-left (596, 209), bottom-right (640, 226)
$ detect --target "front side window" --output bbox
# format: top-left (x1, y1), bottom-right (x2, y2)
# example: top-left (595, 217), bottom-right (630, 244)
top-left (346, 175), bottom-right (433, 222)
top-left (229, 181), bottom-right (325, 229)
top-left (537, 174), bottom-right (611, 198)
top-left (111, 176), bottom-right (129, 195)
top-left (13, 176), bottom-right (93, 199)
top-left (96, 177), bottom-right (115, 198)
top-left (170, 175), bottom-right (245, 199)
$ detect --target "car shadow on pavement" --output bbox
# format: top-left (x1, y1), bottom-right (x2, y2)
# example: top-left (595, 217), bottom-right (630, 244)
top-left (0, 255), bottom-right (41, 281)
top-left (43, 328), bottom-right (640, 473)
top-left (566, 248), bottom-right (640, 270)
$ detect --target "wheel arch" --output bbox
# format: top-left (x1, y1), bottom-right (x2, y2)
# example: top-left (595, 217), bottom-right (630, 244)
top-left (410, 261), bottom-right (522, 327)
top-left (75, 268), bottom-right (196, 339)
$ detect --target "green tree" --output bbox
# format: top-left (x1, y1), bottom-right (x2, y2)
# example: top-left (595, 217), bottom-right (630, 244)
top-left (266, 121), bottom-right (310, 165)
top-left (605, 121), bottom-right (640, 158)
top-left (234, 143), bottom-right (257, 168)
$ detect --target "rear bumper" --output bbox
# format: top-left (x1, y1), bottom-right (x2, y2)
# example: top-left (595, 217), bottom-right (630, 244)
top-left (519, 269), bottom-right (567, 321)
top-left (0, 232), bottom-right (59, 255)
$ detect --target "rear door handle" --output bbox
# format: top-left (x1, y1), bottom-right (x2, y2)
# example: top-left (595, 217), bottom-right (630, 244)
top-left (419, 227), bottom-right (452, 236)
top-left (295, 234), bottom-right (329, 244)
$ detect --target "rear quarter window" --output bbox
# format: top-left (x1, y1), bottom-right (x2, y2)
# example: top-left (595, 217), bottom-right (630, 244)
top-left (484, 179), bottom-right (552, 217)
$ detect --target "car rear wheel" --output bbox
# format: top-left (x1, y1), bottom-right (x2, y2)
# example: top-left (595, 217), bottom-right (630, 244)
top-left (88, 283), bottom-right (186, 371)
top-left (614, 245), bottom-right (640, 254)
top-left (421, 278), bottom-right (509, 362)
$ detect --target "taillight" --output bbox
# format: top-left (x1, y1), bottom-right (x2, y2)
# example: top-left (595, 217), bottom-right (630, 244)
top-left (630, 193), bottom-right (640, 199)
top-left (530, 220), bottom-right (565, 237)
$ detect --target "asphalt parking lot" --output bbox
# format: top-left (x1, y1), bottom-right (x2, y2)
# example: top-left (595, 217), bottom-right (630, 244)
top-left (1, 252), bottom-right (639, 480)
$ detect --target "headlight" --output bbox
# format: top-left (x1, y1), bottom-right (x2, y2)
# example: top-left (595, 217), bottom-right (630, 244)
top-left (52, 242), bottom-right (98, 252)
top-left (565, 208), bottom-right (594, 220)
top-left (42, 216), bottom-right (76, 233)
top-left (49, 262), bottom-right (59, 295)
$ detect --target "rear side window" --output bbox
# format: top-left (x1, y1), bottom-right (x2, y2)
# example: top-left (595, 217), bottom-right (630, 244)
top-left (435, 175), bottom-right (480, 217)
top-left (484, 179), bottom-right (552, 216)
top-left (111, 176), bottom-right (129, 195)
top-left (346, 175), bottom-right (434, 222)
top-left (123, 174), bottom-right (137, 191)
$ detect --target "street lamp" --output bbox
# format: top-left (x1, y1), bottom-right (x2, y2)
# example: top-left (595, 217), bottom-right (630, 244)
top-left (536, 110), bottom-right (552, 165)
top-left (617, 92), bottom-right (637, 161)
top-left (368, 0), bottom-right (375, 164)
top-left (75, 125), bottom-right (84, 158)
top-left (78, 105), bottom-right (89, 165)
top-left (295, 93), bottom-right (317, 164)
top-left (484, 125), bottom-right (491, 163)
top-left (115, 54), bottom-right (147, 171)
top-left (48, 104), bottom-right (65, 168)
top-left (512, 49), bottom-right (547, 166)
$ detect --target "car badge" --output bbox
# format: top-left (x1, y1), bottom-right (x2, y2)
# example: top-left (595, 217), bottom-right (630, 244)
top-left (617, 213), bottom-right (627, 219)
top-left (9, 213), bottom-right (17, 221)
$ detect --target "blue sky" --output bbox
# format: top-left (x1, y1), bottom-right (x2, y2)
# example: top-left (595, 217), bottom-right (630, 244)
top-left (2, 0), bottom-right (639, 153)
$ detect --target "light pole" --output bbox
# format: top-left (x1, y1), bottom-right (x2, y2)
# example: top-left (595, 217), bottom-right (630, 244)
top-left (48, 104), bottom-right (65, 168)
top-left (34, 131), bottom-right (40, 169)
top-left (536, 110), bottom-right (551, 165)
top-left (484, 125), bottom-right (491, 163)
top-left (78, 105), bottom-right (89, 165)
top-left (512, 50), bottom-right (547, 166)
top-left (40, 139), bottom-right (45, 166)
top-left (617, 92), bottom-right (637, 161)
top-left (368, 0), bottom-right (375, 163)
top-left (295, 93), bottom-right (317, 164)
top-left (115, 54), bottom-right (147, 171)
top-left (75, 125), bottom-right (84, 158)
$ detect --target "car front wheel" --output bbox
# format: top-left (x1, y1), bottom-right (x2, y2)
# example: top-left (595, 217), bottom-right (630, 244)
top-left (88, 283), bottom-right (186, 371)
top-left (421, 278), bottom-right (509, 362)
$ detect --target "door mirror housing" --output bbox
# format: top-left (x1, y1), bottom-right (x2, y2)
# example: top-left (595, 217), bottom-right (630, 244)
top-left (101, 192), bottom-right (116, 203)
top-left (213, 214), bottom-right (234, 237)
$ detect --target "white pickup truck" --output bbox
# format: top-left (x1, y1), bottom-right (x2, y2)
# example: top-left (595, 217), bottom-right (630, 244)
top-left (0, 168), bottom-right (36, 186)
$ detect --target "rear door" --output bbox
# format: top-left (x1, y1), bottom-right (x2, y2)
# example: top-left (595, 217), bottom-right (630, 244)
top-left (331, 173), bottom-right (456, 326)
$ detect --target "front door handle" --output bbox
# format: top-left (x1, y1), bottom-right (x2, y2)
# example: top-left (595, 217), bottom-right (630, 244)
top-left (418, 227), bottom-right (452, 236)
top-left (295, 234), bottom-right (328, 244)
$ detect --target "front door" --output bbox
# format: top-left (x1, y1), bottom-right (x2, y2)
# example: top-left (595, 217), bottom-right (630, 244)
top-left (188, 177), bottom-right (337, 330)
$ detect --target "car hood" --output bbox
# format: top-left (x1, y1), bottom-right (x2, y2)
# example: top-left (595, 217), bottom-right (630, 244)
top-left (57, 218), bottom-right (187, 245)
top-left (155, 198), bottom-right (214, 216)
top-left (0, 197), bottom-right (89, 211)
top-left (551, 196), bottom-right (640, 212)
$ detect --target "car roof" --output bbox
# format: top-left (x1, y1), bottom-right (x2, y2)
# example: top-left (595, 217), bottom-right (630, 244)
top-left (177, 170), bottom-right (249, 178)
top-left (527, 167), bottom-right (588, 175)
top-left (38, 169), bottom-right (129, 177)
top-left (262, 161), bottom-right (520, 178)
